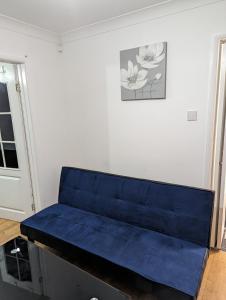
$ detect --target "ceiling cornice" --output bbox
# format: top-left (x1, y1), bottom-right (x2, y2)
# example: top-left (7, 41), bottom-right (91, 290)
top-left (0, 0), bottom-right (224, 45)
top-left (0, 13), bottom-right (60, 44)
top-left (62, 0), bottom-right (225, 44)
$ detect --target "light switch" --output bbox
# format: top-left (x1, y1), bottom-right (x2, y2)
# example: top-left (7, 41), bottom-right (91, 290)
top-left (187, 111), bottom-right (197, 121)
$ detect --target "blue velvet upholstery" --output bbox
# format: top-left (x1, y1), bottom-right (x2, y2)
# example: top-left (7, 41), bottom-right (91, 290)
top-left (21, 167), bottom-right (214, 299)
top-left (59, 167), bottom-right (213, 247)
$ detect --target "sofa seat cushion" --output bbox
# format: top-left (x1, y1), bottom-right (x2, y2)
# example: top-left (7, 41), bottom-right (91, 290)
top-left (21, 203), bottom-right (208, 297)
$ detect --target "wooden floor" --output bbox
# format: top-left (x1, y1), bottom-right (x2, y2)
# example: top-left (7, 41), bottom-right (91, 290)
top-left (198, 250), bottom-right (226, 300)
top-left (0, 219), bottom-right (226, 300)
top-left (0, 218), bottom-right (20, 246)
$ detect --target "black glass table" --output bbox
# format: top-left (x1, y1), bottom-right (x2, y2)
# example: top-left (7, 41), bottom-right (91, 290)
top-left (0, 237), bottom-right (192, 300)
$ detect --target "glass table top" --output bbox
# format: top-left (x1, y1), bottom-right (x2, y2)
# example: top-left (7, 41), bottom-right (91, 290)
top-left (0, 236), bottom-right (191, 300)
top-left (0, 236), bottom-right (129, 300)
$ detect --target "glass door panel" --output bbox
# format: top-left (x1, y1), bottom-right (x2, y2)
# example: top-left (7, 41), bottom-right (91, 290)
top-left (3, 143), bottom-right (18, 168)
top-left (0, 81), bottom-right (19, 169)
top-left (0, 115), bottom-right (15, 141)
top-left (0, 82), bottom-right (10, 112)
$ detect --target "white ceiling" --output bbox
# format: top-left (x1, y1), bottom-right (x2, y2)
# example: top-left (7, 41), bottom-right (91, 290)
top-left (0, 0), bottom-right (166, 33)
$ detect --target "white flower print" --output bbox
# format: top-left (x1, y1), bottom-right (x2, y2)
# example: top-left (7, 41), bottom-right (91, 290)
top-left (136, 43), bottom-right (165, 69)
top-left (154, 73), bottom-right (162, 80)
top-left (121, 60), bottom-right (148, 90)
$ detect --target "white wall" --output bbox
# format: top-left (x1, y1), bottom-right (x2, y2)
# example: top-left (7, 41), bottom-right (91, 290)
top-left (62, 0), bottom-right (226, 189)
top-left (0, 17), bottom-right (69, 208)
top-left (62, 38), bottom-right (110, 172)
top-left (1, 0), bottom-right (226, 211)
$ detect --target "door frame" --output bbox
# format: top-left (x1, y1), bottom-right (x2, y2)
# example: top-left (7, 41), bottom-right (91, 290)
top-left (0, 53), bottom-right (41, 216)
top-left (209, 35), bottom-right (226, 248)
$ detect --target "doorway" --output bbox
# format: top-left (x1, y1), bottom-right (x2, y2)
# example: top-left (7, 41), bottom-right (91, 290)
top-left (211, 38), bottom-right (226, 249)
top-left (0, 61), bottom-right (34, 222)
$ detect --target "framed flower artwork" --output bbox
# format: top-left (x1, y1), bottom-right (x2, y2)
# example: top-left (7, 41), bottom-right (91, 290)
top-left (120, 42), bottom-right (167, 100)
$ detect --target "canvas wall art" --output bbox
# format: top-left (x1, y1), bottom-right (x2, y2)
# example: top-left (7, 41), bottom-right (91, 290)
top-left (120, 42), bottom-right (167, 101)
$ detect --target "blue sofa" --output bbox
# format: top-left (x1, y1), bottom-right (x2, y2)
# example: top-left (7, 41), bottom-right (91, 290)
top-left (21, 167), bottom-right (214, 299)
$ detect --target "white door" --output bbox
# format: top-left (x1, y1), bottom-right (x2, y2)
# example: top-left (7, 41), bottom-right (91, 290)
top-left (0, 62), bottom-right (34, 221)
top-left (217, 97), bottom-right (226, 248)
top-left (216, 42), bottom-right (226, 248)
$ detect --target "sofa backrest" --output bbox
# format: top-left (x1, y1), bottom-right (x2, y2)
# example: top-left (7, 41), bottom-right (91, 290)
top-left (59, 167), bottom-right (214, 248)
